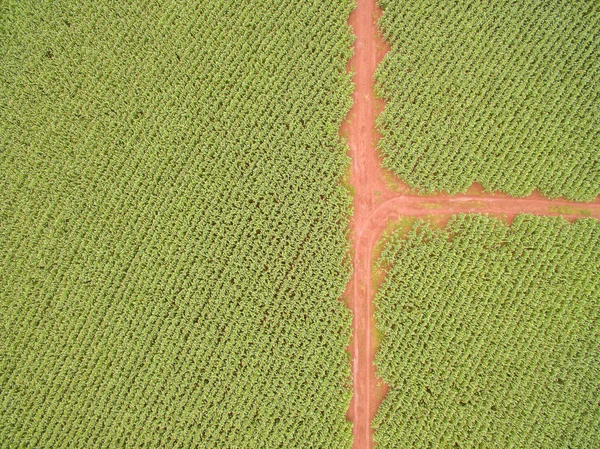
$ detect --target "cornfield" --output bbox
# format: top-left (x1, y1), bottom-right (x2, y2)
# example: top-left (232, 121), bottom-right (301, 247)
top-left (0, 1), bottom-right (354, 447)
top-left (374, 214), bottom-right (600, 448)
top-left (376, 0), bottom-right (600, 200)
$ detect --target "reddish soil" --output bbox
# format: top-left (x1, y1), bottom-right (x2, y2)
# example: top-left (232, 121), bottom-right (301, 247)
top-left (341, 1), bottom-right (600, 449)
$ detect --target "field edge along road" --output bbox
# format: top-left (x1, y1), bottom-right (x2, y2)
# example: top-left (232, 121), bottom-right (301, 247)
top-left (341, 1), bottom-right (600, 449)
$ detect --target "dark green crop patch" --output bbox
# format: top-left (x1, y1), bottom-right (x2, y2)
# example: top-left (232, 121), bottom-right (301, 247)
top-left (0, 1), bottom-right (354, 447)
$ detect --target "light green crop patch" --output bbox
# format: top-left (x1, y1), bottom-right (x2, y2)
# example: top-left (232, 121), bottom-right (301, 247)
top-left (376, 0), bottom-right (599, 201)
top-left (374, 214), bottom-right (599, 448)
top-left (0, 1), bottom-right (354, 447)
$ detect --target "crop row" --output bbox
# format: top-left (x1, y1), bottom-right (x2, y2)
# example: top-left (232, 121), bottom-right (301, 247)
top-left (376, 0), bottom-right (599, 200)
top-left (374, 214), bottom-right (599, 448)
top-left (0, 1), bottom-right (354, 447)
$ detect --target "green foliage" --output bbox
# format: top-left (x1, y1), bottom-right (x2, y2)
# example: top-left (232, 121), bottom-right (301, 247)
top-left (374, 214), bottom-right (600, 448)
top-left (376, 0), bottom-right (600, 201)
top-left (0, 1), bottom-right (354, 447)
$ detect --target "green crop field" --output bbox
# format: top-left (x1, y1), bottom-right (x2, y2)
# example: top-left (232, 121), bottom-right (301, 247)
top-left (0, 1), bottom-right (354, 447)
top-left (374, 214), bottom-right (599, 448)
top-left (376, 0), bottom-right (600, 201)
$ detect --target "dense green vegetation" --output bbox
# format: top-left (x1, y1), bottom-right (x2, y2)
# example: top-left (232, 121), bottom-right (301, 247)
top-left (374, 214), bottom-right (599, 448)
top-left (376, 0), bottom-right (599, 201)
top-left (0, 1), bottom-right (354, 447)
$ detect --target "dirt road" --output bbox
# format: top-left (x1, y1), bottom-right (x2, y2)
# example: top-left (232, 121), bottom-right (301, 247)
top-left (342, 1), bottom-right (600, 448)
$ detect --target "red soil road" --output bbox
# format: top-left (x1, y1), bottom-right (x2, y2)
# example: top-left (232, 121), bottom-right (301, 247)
top-left (341, 0), bottom-right (600, 449)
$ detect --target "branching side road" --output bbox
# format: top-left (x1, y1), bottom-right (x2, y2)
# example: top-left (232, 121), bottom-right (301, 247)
top-left (341, 1), bottom-right (600, 448)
